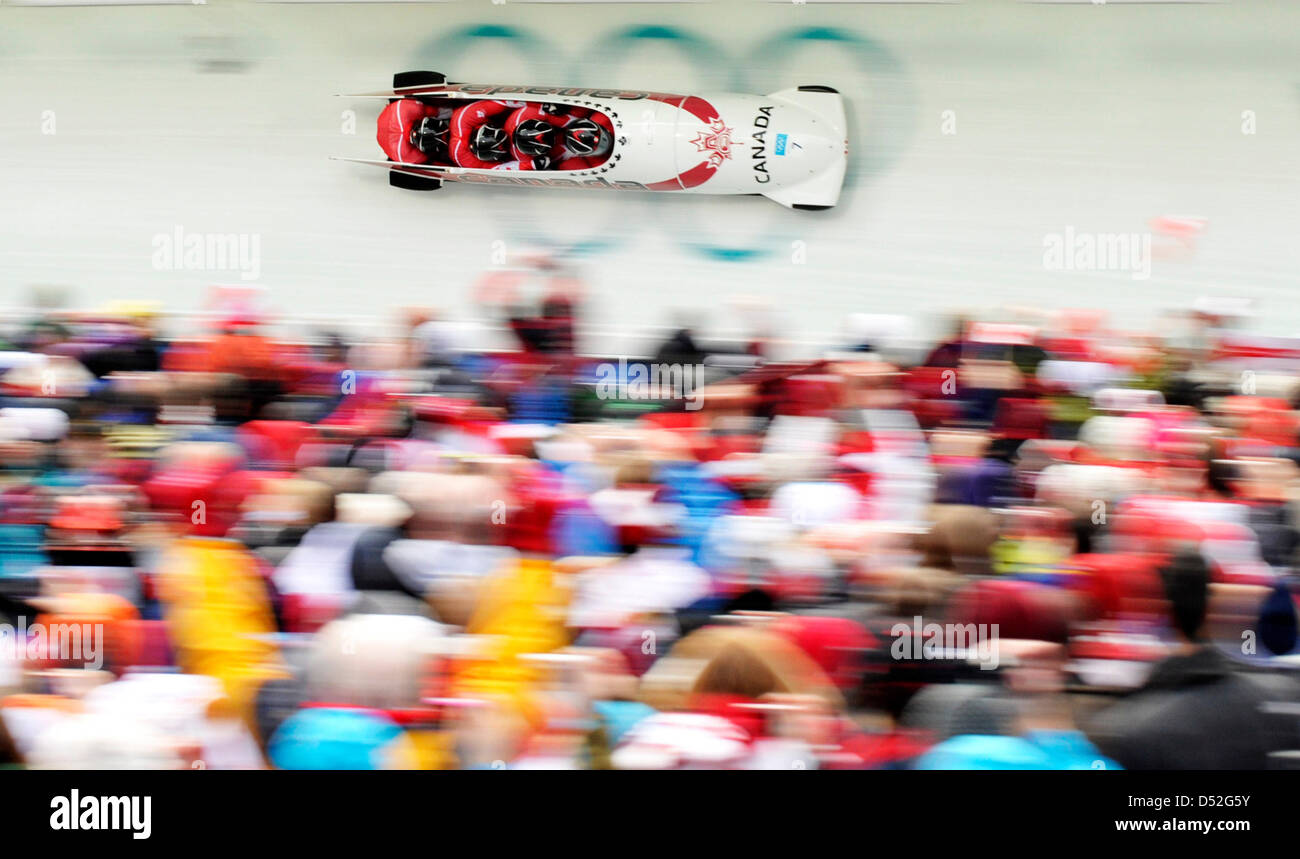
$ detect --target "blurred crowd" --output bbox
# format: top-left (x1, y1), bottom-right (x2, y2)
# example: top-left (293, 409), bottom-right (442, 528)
top-left (2, 278), bottom-right (1300, 770)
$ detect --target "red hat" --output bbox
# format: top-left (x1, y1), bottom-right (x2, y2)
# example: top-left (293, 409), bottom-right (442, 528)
top-left (1067, 552), bottom-right (1164, 620)
top-left (771, 615), bottom-right (875, 692)
top-left (948, 579), bottom-right (1072, 644)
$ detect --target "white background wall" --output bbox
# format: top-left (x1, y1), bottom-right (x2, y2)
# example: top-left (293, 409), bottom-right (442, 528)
top-left (0, 0), bottom-right (1297, 348)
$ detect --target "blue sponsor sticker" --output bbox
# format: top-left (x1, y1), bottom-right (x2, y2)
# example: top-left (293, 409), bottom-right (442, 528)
top-left (774, 133), bottom-right (788, 156)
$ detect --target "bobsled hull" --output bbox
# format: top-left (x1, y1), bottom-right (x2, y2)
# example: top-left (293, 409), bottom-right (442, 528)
top-left (336, 78), bottom-right (849, 210)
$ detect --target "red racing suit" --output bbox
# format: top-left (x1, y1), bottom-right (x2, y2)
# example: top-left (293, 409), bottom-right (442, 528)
top-left (502, 103), bottom-right (567, 170)
top-left (551, 107), bottom-right (615, 171)
top-left (376, 99), bottom-right (452, 165)
top-left (448, 99), bottom-right (526, 168)
top-left (451, 101), bottom-right (616, 171)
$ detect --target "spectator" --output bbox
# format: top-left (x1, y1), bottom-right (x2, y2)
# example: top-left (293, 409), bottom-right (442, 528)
top-left (1087, 552), bottom-right (1299, 769)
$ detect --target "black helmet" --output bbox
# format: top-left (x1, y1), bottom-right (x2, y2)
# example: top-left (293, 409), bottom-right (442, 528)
top-left (513, 118), bottom-right (556, 159)
top-left (410, 115), bottom-right (449, 156)
top-left (470, 124), bottom-right (510, 162)
top-left (564, 118), bottom-right (612, 158)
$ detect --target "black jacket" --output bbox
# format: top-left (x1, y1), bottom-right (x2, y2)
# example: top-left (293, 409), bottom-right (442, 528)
top-left (1087, 646), bottom-right (1299, 770)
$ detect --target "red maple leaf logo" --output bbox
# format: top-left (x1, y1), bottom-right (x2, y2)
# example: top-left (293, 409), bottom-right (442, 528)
top-left (690, 118), bottom-right (735, 169)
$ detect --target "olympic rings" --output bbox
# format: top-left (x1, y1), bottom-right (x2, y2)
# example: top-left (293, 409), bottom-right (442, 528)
top-left (407, 21), bottom-right (917, 261)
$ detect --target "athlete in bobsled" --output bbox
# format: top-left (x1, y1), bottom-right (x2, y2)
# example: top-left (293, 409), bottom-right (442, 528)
top-left (449, 100), bottom-right (524, 169)
top-left (375, 99), bottom-right (453, 165)
top-left (410, 114), bottom-right (450, 162)
top-left (506, 103), bottom-right (563, 170)
top-left (449, 100), bottom-right (615, 171)
top-left (554, 109), bottom-right (614, 169)
top-left (502, 103), bottom-right (612, 169)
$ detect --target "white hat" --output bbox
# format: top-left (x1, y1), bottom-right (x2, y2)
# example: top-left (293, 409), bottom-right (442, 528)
top-left (612, 713), bottom-right (750, 770)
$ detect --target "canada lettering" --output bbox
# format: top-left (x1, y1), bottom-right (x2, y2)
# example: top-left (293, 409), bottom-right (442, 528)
top-left (752, 106), bottom-right (773, 183)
